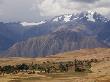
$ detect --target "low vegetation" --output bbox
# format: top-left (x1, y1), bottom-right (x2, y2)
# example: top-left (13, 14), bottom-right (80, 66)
top-left (0, 59), bottom-right (98, 76)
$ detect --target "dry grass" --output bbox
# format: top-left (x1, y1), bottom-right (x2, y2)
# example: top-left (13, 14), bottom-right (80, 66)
top-left (0, 48), bottom-right (110, 82)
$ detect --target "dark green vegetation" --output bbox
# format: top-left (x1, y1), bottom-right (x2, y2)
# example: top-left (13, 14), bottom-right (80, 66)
top-left (0, 59), bottom-right (97, 76)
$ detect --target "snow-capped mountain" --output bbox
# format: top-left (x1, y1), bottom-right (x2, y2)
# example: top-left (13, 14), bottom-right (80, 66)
top-left (1, 11), bottom-right (110, 57)
top-left (51, 11), bottom-right (109, 23)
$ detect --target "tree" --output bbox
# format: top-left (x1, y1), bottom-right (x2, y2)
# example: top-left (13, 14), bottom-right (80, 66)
top-left (1, 65), bottom-right (15, 75)
top-left (16, 64), bottom-right (29, 72)
top-left (59, 62), bottom-right (68, 72)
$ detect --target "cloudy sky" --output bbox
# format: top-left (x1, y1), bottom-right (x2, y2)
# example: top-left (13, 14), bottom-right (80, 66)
top-left (0, 0), bottom-right (110, 22)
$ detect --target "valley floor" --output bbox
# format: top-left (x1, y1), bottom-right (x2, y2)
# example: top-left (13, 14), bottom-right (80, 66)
top-left (0, 48), bottom-right (110, 82)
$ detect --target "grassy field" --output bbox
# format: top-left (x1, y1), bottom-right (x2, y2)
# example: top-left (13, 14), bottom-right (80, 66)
top-left (0, 48), bottom-right (110, 82)
top-left (0, 72), bottom-right (95, 82)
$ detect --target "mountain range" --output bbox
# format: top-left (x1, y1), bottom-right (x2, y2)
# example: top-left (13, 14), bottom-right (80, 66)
top-left (1, 11), bottom-right (110, 57)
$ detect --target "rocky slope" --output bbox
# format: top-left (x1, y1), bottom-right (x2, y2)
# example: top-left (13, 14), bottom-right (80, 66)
top-left (1, 11), bottom-right (110, 57)
top-left (6, 29), bottom-right (108, 57)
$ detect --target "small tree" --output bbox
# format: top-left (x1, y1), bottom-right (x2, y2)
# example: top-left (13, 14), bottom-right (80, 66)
top-left (16, 64), bottom-right (29, 72)
top-left (2, 65), bottom-right (15, 74)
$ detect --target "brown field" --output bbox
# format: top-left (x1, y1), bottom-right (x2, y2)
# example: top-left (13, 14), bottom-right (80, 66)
top-left (0, 48), bottom-right (110, 82)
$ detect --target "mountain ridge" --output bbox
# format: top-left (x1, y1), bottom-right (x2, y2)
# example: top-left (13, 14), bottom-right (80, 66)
top-left (0, 11), bottom-right (110, 57)
top-left (5, 29), bottom-right (109, 57)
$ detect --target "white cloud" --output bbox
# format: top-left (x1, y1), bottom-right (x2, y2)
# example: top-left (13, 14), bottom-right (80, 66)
top-left (35, 0), bottom-right (110, 18)
top-left (93, 7), bottom-right (110, 16)
top-left (0, 0), bottom-right (110, 22)
top-left (36, 0), bottom-right (90, 16)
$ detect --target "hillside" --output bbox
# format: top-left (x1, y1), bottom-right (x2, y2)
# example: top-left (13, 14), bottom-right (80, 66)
top-left (6, 30), bottom-right (108, 57)
top-left (51, 48), bottom-right (110, 60)
top-left (0, 48), bottom-right (110, 65)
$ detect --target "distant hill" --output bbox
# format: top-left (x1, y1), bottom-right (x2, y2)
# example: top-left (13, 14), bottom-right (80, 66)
top-left (50, 48), bottom-right (110, 60)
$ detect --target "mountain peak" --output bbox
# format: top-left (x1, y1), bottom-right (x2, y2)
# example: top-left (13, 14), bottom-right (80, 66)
top-left (52, 11), bottom-right (109, 23)
top-left (86, 11), bottom-right (96, 22)
top-left (63, 14), bottom-right (73, 22)
top-left (52, 14), bottom-right (73, 22)
top-left (84, 11), bottom-right (95, 15)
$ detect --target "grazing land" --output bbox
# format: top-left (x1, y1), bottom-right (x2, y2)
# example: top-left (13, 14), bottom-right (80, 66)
top-left (0, 48), bottom-right (110, 82)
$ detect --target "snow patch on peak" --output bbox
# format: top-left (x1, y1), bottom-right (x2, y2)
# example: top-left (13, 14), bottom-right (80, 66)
top-left (73, 17), bottom-right (79, 20)
top-left (64, 14), bottom-right (72, 22)
top-left (21, 21), bottom-right (46, 26)
top-left (53, 14), bottom-right (72, 22)
top-left (52, 11), bottom-right (109, 23)
top-left (86, 11), bottom-right (95, 22)
top-left (87, 11), bottom-right (95, 15)
top-left (53, 16), bottom-right (62, 22)
top-left (53, 18), bottom-right (58, 22)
